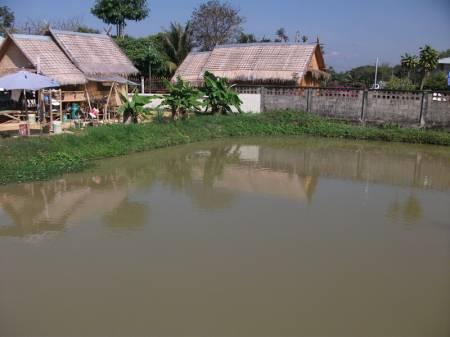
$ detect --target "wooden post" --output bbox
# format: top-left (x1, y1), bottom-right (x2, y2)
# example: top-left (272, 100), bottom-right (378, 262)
top-left (114, 84), bottom-right (120, 123)
top-left (104, 82), bottom-right (114, 123)
top-left (59, 89), bottom-right (63, 123)
top-left (85, 84), bottom-right (92, 112)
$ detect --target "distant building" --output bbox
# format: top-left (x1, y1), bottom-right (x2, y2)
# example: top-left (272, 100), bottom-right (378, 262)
top-left (174, 43), bottom-right (328, 87)
top-left (438, 57), bottom-right (450, 73)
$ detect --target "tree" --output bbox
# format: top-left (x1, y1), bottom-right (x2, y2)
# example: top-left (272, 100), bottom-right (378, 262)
top-left (76, 26), bottom-right (100, 34)
top-left (238, 32), bottom-right (257, 44)
top-left (401, 53), bottom-right (419, 79)
top-left (418, 45), bottom-right (440, 90)
top-left (302, 35), bottom-right (308, 43)
top-left (115, 35), bottom-right (170, 76)
top-left (423, 71), bottom-right (447, 91)
top-left (202, 71), bottom-right (242, 114)
top-left (316, 36), bottom-right (325, 54)
top-left (16, 17), bottom-right (99, 35)
top-left (190, 0), bottom-right (244, 51)
top-left (439, 49), bottom-right (450, 58)
top-left (275, 28), bottom-right (288, 42)
top-left (0, 6), bottom-right (14, 36)
top-left (162, 22), bottom-right (194, 73)
top-left (385, 76), bottom-right (416, 91)
top-left (91, 0), bottom-right (149, 38)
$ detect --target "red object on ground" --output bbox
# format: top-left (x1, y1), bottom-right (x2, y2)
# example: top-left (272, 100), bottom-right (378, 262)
top-left (18, 123), bottom-right (29, 136)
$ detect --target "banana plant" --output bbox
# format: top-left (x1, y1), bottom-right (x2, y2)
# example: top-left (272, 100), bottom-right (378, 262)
top-left (159, 77), bottom-right (203, 120)
top-left (202, 71), bottom-right (242, 114)
top-left (118, 91), bottom-right (153, 124)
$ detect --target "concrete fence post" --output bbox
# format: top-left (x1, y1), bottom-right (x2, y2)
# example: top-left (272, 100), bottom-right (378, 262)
top-left (361, 90), bottom-right (368, 123)
top-left (141, 77), bottom-right (145, 94)
top-left (306, 88), bottom-right (313, 113)
top-left (419, 91), bottom-right (429, 127)
top-left (306, 88), bottom-right (310, 113)
top-left (260, 87), bottom-right (266, 113)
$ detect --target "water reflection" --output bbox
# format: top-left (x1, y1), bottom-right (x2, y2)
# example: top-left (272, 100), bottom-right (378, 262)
top-left (0, 137), bottom-right (449, 239)
top-left (386, 194), bottom-right (423, 225)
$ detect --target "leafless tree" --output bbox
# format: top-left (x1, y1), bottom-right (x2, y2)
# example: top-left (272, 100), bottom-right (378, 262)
top-left (15, 16), bottom-right (98, 35)
top-left (190, 0), bottom-right (245, 51)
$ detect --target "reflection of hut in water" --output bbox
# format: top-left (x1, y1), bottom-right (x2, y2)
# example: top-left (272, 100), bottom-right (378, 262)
top-left (0, 175), bottom-right (131, 238)
top-left (189, 144), bottom-right (319, 203)
top-left (206, 166), bottom-right (315, 202)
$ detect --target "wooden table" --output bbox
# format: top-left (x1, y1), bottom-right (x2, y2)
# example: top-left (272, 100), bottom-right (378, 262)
top-left (0, 110), bottom-right (23, 122)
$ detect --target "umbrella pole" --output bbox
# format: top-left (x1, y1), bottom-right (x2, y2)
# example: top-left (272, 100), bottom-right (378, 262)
top-left (24, 89), bottom-right (30, 136)
top-left (49, 91), bottom-right (53, 132)
top-left (39, 90), bottom-right (43, 136)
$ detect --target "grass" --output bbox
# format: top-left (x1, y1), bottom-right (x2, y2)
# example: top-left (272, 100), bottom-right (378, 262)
top-left (1, 111), bottom-right (449, 185)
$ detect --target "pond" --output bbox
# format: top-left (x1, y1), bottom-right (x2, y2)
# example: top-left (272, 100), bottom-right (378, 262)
top-left (1, 137), bottom-right (449, 337)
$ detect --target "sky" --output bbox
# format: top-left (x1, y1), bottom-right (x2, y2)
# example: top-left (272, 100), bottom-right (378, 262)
top-left (3, 0), bottom-right (450, 71)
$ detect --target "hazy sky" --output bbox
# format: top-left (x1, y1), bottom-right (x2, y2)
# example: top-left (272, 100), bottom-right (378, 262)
top-left (4, 0), bottom-right (450, 71)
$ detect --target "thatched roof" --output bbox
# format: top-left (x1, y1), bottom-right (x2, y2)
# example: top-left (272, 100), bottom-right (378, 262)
top-left (10, 34), bottom-right (86, 85)
top-left (173, 51), bottom-right (211, 83)
top-left (49, 29), bottom-right (138, 76)
top-left (174, 43), bottom-right (326, 85)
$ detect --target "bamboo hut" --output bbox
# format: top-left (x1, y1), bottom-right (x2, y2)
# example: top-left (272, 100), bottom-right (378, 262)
top-left (48, 29), bottom-right (138, 110)
top-left (0, 29), bottom-right (138, 126)
top-left (174, 43), bottom-right (328, 87)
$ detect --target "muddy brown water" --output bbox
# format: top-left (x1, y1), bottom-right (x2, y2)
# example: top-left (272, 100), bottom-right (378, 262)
top-left (1, 137), bottom-right (449, 337)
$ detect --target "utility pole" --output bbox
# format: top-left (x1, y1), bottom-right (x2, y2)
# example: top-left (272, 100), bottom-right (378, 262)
top-left (148, 45), bottom-right (152, 94)
top-left (374, 57), bottom-right (379, 89)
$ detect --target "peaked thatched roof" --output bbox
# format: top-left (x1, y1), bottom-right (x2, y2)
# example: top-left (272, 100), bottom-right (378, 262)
top-left (173, 51), bottom-right (211, 83)
top-left (49, 29), bottom-right (138, 76)
top-left (10, 34), bottom-right (86, 85)
top-left (174, 43), bottom-right (326, 85)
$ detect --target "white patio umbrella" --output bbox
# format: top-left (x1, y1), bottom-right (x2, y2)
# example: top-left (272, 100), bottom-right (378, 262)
top-left (0, 71), bottom-right (60, 91)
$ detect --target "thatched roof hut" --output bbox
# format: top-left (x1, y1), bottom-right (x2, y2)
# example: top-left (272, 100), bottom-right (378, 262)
top-left (0, 34), bottom-right (86, 85)
top-left (49, 29), bottom-right (138, 77)
top-left (174, 43), bottom-right (327, 87)
top-left (0, 30), bottom-right (138, 86)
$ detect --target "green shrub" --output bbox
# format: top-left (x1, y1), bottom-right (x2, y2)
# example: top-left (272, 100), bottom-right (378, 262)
top-left (1, 111), bottom-right (449, 185)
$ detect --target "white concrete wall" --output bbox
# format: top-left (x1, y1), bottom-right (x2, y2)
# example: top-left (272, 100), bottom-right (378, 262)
top-left (139, 93), bottom-right (262, 113)
top-left (236, 94), bottom-right (261, 113)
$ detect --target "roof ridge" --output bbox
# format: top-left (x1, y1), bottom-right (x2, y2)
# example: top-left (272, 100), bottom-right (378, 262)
top-left (12, 34), bottom-right (51, 41)
top-left (215, 42), bottom-right (317, 49)
top-left (50, 29), bottom-right (109, 38)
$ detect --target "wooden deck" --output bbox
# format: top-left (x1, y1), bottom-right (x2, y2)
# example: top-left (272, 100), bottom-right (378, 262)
top-left (0, 122), bottom-right (41, 132)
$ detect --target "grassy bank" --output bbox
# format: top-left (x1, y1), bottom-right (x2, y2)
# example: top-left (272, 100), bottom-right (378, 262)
top-left (1, 111), bottom-right (449, 185)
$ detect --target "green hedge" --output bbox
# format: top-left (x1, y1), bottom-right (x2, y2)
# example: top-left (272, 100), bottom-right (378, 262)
top-left (1, 111), bottom-right (449, 185)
